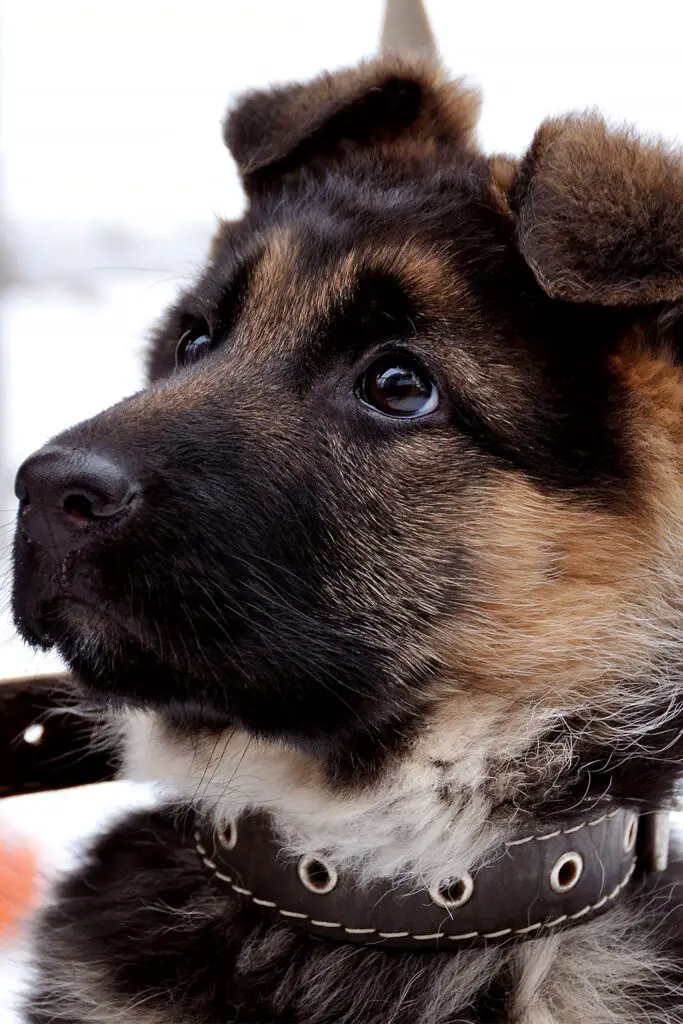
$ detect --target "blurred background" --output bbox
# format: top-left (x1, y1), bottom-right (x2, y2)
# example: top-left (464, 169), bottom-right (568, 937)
top-left (2, 0), bottom-right (683, 1016)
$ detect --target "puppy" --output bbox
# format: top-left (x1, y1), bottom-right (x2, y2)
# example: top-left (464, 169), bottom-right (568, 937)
top-left (11, 56), bottom-right (683, 1023)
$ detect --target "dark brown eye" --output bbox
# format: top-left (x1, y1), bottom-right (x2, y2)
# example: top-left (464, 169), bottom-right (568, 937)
top-left (175, 328), bottom-right (212, 368)
top-left (356, 354), bottom-right (439, 418)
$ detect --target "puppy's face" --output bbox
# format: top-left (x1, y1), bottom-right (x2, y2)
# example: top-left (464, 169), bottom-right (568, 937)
top-left (12, 59), bottom-right (683, 778)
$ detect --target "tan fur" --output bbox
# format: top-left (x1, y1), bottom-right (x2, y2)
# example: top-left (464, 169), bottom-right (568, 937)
top-left (446, 472), bottom-right (653, 699)
top-left (251, 235), bottom-right (455, 329)
top-left (427, 339), bottom-right (683, 706)
top-left (510, 906), bottom-right (678, 1024)
top-left (489, 153), bottom-right (518, 215)
top-left (614, 341), bottom-right (683, 448)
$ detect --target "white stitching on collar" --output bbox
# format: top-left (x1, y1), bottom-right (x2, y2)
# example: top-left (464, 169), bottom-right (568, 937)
top-left (193, 829), bottom-right (636, 943)
top-left (504, 807), bottom-right (621, 847)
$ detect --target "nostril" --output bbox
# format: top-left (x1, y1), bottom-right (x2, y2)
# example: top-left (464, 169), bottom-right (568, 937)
top-left (62, 488), bottom-right (137, 522)
top-left (63, 493), bottom-right (96, 523)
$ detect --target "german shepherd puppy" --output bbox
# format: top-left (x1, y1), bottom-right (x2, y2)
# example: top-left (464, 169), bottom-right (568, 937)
top-left (11, 56), bottom-right (683, 1023)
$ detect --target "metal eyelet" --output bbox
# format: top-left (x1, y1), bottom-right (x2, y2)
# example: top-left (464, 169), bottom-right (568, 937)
top-left (217, 817), bottom-right (238, 851)
top-left (428, 873), bottom-right (474, 910)
top-left (549, 851), bottom-right (583, 893)
top-left (297, 854), bottom-right (338, 895)
top-left (624, 812), bottom-right (638, 854)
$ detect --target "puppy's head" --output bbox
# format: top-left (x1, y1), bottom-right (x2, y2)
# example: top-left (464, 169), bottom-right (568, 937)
top-left (13, 57), bottom-right (683, 789)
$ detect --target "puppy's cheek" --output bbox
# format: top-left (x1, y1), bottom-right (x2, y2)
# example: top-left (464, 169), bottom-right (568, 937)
top-left (436, 464), bottom-right (665, 703)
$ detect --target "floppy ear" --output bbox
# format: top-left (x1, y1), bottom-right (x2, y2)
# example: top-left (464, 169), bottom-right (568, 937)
top-left (223, 56), bottom-right (480, 196)
top-left (512, 115), bottom-right (683, 305)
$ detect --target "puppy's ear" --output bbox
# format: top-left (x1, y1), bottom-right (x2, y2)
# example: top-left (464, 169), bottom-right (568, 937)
top-left (512, 115), bottom-right (683, 305)
top-left (224, 56), bottom-right (480, 196)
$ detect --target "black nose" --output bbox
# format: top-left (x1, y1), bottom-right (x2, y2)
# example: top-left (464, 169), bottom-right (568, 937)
top-left (15, 446), bottom-right (139, 555)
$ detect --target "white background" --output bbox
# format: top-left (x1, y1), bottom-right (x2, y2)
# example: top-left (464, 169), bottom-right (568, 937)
top-left (2, 1), bottom-right (683, 1018)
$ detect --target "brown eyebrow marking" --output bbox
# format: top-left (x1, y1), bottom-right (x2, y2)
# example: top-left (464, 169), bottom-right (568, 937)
top-left (227, 227), bottom-right (462, 364)
top-left (246, 227), bottom-right (458, 320)
top-left (323, 239), bottom-right (461, 315)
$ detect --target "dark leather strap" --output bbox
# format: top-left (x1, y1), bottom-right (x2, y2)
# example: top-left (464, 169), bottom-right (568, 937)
top-left (194, 805), bottom-right (642, 950)
top-left (0, 675), bottom-right (118, 799)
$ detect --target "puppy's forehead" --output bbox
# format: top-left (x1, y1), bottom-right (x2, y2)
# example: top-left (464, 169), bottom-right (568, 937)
top-left (209, 224), bottom-right (459, 364)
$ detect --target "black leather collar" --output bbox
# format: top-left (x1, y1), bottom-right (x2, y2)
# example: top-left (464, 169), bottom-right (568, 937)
top-left (194, 805), bottom-right (647, 951)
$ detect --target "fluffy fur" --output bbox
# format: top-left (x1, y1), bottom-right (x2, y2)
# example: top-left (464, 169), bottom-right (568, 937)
top-left (513, 115), bottom-right (683, 304)
top-left (11, 55), bottom-right (683, 1022)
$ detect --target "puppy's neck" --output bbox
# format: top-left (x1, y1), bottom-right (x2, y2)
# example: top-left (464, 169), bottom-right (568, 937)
top-left (122, 698), bottom-right (568, 885)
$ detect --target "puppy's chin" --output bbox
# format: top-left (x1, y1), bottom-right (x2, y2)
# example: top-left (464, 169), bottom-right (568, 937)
top-left (21, 599), bottom-right (226, 727)
top-left (66, 649), bottom-right (229, 732)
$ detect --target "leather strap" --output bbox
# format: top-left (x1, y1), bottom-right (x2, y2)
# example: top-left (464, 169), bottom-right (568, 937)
top-left (0, 674), bottom-right (118, 799)
top-left (194, 805), bottom-right (642, 950)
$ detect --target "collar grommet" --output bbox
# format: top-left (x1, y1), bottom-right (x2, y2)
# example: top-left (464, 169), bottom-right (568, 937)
top-left (623, 812), bottom-right (638, 854)
top-left (549, 851), bottom-right (583, 893)
top-left (298, 854), bottom-right (338, 895)
top-left (218, 816), bottom-right (238, 851)
top-left (429, 872), bottom-right (474, 910)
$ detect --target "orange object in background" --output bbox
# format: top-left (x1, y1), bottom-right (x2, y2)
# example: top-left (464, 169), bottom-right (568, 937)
top-left (0, 838), bottom-right (38, 939)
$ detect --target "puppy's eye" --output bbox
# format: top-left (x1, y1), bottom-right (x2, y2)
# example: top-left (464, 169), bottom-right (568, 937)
top-left (356, 354), bottom-right (439, 418)
top-left (175, 329), bottom-right (212, 368)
